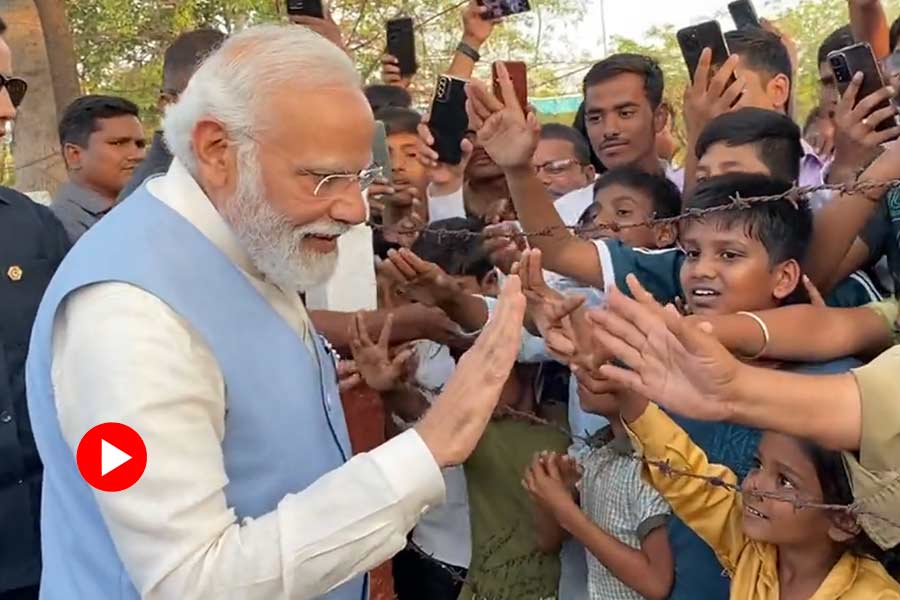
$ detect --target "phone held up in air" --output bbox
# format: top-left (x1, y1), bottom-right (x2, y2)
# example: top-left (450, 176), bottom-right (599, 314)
top-left (386, 17), bottom-right (417, 77)
top-left (728, 0), bottom-right (761, 29)
top-left (677, 20), bottom-right (732, 83)
top-left (428, 75), bottom-right (469, 165)
top-left (492, 61), bottom-right (528, 113)
top-left (477, 0), bottom-right (532, 19)
top-left (829, 42), bottom-right (900, 134)
top-left (286, 0), bottom-right (324, 18)
top-left (372, 121), bottom-right (393, 185)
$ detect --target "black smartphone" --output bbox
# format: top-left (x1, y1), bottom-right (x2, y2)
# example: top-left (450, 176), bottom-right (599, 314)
top-left (677, 20), bottom-right (731, 83)
top-left (386, 17), bottom-right (417, 77)
top-left (728, 0), bottom-right (760, 29)
top-left (477, 0), bottom-right (531, 19)
top-left (428, 75), bottom-right (469, 165)
top-left (286, 0), bottom-right (324, 18)
top-left (372, 121), bottom-right (393, 184)
top-left (829, 43), bottom-right (899, 133)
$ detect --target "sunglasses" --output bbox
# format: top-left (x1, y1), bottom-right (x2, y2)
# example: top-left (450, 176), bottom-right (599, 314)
top-left (0, 75), bottom-right (27, 108)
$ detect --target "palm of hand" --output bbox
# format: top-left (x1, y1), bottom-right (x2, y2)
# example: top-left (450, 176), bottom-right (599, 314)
top-left (479, 111), bottom-right (537, 169)
top-left (637, 322), bottom-right (737, 422)
top-left (405, 266), bottom-right (460, 306)
top-left (353, 345), bottom-right (401, 392)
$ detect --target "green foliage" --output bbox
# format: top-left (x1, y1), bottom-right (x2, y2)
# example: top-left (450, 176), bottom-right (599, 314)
top-left (67, 0), bottom-right (588, 130)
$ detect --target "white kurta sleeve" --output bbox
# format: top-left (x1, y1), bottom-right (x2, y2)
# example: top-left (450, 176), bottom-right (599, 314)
top-left (51, 282), bottom-right (445, 599)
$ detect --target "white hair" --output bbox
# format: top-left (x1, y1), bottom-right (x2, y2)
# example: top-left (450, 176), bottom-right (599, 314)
top-left (163, 23), bottom-right (361, 173)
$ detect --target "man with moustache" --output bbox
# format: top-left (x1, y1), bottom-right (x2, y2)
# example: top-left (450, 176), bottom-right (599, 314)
top-left (26, 24), bottom-right (527, 600)
top-left (50, 95), bottom-right (146, 242)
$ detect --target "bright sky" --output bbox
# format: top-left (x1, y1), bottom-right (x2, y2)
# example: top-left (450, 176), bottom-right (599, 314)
top-left (578, 0), bottom-right (783, 55)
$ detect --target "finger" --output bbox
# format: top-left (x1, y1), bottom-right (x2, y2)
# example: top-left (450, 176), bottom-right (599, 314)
top-left (862, 103), bottom-right (900, 129)
top-left (382, 64), bottom-right (402, 76)
top-left (587, 310), bottom-right (646, 369)
top-left (836, 72), bottom-right (864, 116)
top-left (338, 373), bottom-right (362, 391)
top-left (378, 312), bottom-right (395, 348)
top-left (495, 61), bottom-right (523, 113)
top-left (377, 255), bottom-right (408, 285)
top-left (708, 54), bottom-right (740, 97)
top-left (547, 295), bottom-right (586, 322)
top-left (465, 98), bottom-right (486, 132)
top-left (356, 311), bottom-right (376, 346)
top-left (391, 347), bottom-right (415, 369)
top-left (381, 54), bottom-right (399, 65)
top-left (850, 85), bottom-right (897, 122)
top-left (466, 84), bottom-right (496, 123)
top-left (398, 247), bottom-right (440, 277)
top-left (527, 248), bottom-right (546, 291)
top-left (693, 47), bottom-right (712, 90)
top-left (870, 124), bottom-right (900, 146)
top-left (801, 275), bottom-right (826, 307)
top-left (597, 363), bottom-right (649, 396)
top-left (719, 76), bottom-right (747, 108)
top-left (467, 78), bottom-right (505, 117)
top-left (387, 248), bottom-right (419, 279)
top-left (545, 329), bottom-right (576, 357)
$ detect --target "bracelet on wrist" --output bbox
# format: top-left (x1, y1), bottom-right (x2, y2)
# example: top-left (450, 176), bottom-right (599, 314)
top-left (456, 41), bottom-right (481, 62)
top-left (736, 311), bottom-right (770, 360)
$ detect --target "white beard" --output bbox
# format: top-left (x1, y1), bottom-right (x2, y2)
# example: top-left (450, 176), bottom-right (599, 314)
top-left (221, 153), bottom-right (348, 294)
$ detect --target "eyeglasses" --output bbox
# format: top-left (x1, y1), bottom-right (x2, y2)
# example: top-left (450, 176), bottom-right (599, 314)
top-left (0, 75), bottom-right (27, 108)
top-left (534, 158), bottom-right (581, 176)
top-left (298, 164), bottom-right (383, 198)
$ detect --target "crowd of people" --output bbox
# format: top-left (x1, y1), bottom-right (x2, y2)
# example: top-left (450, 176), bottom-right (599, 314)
top-left (1, 0), bottom-right (900, 599)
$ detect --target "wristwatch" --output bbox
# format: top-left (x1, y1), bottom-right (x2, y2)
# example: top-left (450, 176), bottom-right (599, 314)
top-left (456, 41), bottom-right (481, 62)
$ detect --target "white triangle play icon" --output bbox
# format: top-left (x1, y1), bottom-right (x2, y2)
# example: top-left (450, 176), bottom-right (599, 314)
top-left (101, 439), bottom-right (132, 477)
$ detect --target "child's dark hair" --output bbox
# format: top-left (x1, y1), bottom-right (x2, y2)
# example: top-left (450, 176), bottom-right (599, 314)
top-left (411, 218), bottom-right (493, 282)
top-left (803, 441), bottom-right (900, 579)
top-left (373, 106), bottom-right (421, 137)
top-left (593, 167), bottom-right (682, 219)
top-left (696, 108), bottom-right (803, 183)
top-left (683, 173), bottom-right (812, 266)
top-left (364, 84), bottom-right (413, 113)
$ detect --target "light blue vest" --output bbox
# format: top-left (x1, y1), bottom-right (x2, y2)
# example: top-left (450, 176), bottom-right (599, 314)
top-left (26, 185), bottom-right (366, 599)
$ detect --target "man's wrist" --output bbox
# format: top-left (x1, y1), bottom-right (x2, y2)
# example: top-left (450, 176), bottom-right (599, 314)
top-left (460, 35), bottom-right (484, 52)
top-left (504, 163), bottom-right (536, 178)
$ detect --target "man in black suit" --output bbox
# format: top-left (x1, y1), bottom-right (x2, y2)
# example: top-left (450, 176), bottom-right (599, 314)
top-left (0, 16), bottom-right (71, 600)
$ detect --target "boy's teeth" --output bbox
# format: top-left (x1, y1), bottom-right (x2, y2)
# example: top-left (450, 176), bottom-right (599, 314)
top-left (693, 289), bottom-right (716, 296)
top-left (746, 506), bottom-right (766, 518)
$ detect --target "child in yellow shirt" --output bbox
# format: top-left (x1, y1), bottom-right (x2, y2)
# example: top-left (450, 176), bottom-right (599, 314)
top-left (620, 397), bottom-right (900, 599)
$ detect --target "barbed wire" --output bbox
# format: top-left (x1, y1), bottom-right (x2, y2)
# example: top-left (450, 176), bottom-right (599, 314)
top-left (371, 178), bottom-right (900, 243)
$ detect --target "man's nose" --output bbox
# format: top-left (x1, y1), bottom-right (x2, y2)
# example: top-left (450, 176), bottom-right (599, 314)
top-left (330, 187), bottom-right (368, 227)
top-left (0, 88), bottom-right (18, 123)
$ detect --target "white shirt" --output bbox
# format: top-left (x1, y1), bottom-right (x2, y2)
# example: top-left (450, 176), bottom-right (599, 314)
top-left (408, 341), bottom-right (472, 569)
top-left (50, 159), bottom-right (445, 599)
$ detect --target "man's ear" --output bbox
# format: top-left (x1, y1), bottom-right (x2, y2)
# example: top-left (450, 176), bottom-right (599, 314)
top-left (653, 222), bottom-right (678, 248)
top-left (772, 258), bottom-right (802, 301)
top-left (191, 119), bottom-right (235, 193)
top-left (767, 73), bottom-right (792, 113)
top-left (63, 142), bottom-right (83, 171)
top-left (583, 164), bottom-right (597, 182)
top-left (652, 102), bottom-right (668, 135)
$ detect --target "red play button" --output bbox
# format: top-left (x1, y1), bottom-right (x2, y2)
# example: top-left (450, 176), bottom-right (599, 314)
top-left (76, 423), bottom-right (147, 492)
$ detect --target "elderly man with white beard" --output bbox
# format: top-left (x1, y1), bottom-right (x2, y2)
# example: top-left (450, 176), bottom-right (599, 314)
top-left (25, 24), bottom-right (527, 600)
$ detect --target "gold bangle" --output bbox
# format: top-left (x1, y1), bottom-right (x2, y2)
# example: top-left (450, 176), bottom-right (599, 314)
top-left (736, 311), bottom-right (770, 360)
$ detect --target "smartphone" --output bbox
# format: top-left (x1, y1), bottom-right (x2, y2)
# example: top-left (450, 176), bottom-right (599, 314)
top-left (477, 0), bottom-right (531, 19)
top-left (492, 61), bottom-right (528, 113)
top-left (728, 0), bottom-right (760, 29)
top-left (829, 43), bottom-right (899, 134)
top-left (677, 20), bottom-right (731, 83)
top-left (372, 121), bottom-right (393, 185)
top-left (286, 0), bottom-right (324, 17)
top-left (386, 17), bottom-right (417, 77)
top-left (428, 75), bottom-right (469, 165)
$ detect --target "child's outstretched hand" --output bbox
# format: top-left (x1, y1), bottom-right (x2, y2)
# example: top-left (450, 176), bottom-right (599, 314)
top-left (523, 451), bottom-right (582, 518)
top-left (349, 312), bottom-right (416, 392)
top-left (513, 248), bottom-right (585, 362)
top-left (379, 248), bottom-right (463, 307)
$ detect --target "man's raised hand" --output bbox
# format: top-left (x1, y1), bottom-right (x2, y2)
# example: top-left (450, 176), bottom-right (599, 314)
top-left (588, 274), bottom-right (742, 423)
top-left (465, 62), bottom-right (540, 170)
top-left (416, 275), bottom-right (527, 467)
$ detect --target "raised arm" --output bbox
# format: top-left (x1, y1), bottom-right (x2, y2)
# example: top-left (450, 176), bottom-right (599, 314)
top-left (465, 65), bottom-right (605, 288)
top-left (849, 0), bottom-right (892, 60)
